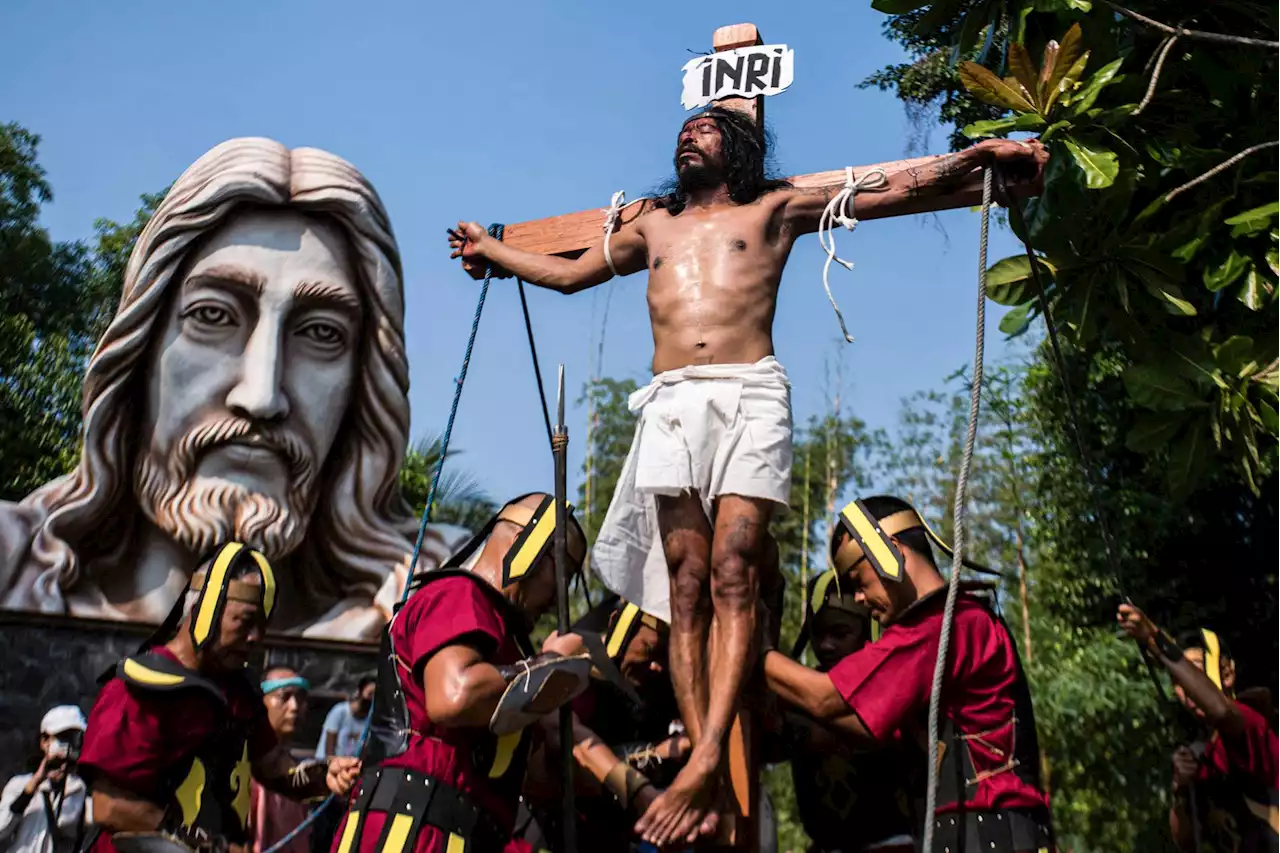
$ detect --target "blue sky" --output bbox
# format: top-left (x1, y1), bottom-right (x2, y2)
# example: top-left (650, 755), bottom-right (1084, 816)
top-left (3, 0), bottom-right (1022, 504)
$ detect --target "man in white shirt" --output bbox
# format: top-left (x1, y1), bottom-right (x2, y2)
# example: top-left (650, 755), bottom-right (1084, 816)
top-left (315, 677), bottom-right (375, 760)
top-left (1, 706), bottom-right (88, 853)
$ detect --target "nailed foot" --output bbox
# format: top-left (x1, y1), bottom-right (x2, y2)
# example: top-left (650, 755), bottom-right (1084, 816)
top-left (634, 756), bottom-right (719, 848)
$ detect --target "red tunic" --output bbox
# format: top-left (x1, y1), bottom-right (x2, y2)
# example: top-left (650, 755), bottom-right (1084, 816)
top-left (1195, 700), bottom-right (1279, 853)
top-left (332, 576), bottom-right (532, 853)
top-left (79, 647), bottom-right (278, 853)
top-left (827, 591), bottom-right (1049, 814)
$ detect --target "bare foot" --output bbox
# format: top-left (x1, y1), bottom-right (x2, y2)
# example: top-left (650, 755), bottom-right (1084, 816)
top-left (634, 760), bottom-right (718, 848)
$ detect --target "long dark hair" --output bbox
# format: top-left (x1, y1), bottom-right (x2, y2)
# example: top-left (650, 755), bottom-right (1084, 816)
top-left (655, 106), bottom-right (790, 215)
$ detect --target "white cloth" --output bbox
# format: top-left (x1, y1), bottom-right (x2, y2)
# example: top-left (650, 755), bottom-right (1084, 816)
top-left (592, 356), bottom-right (793, 623)
top-left (0, 773), bottom-right (86, 853)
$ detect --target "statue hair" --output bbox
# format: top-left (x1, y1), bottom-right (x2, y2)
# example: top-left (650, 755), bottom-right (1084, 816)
top-left (16, 138), bottom-right (426, 619)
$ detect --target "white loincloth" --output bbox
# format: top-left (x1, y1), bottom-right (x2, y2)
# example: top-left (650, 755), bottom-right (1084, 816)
top-left (591, 356), bottom-right (793, 623)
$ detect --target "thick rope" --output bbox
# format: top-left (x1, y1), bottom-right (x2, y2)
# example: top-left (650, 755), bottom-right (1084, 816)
top-left (817, 167), bottom-right (889, 342)
top-left (259, 225), bottom-right (504, 853)
top-left (920, 166), bottom-right (991, 853)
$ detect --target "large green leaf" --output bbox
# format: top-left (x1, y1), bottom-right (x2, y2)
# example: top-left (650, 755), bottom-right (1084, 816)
top-left (1042, 24), bottom-right (1085, 109)
top-left (1066, 58), bottom-right (1124, 113)
top-left (1061, 137), bottom-right (1118, 189)
top-left (1122, 364), bottom-right (1207, 411)
top-left (1142, 279), bottom-right (1198, 316)
top-left (1214, 335), bottom-right (1255, 378)
top-left (1225, 202), bottom-right (1279, 238)
top-left (1236, 266), bottom-right (1271, 310)
top-left (958, 62), bottom-right (1037, 113)
top-left (1125, 412), bottom-right (1189, 453)
top-left (1203, 250), bottom-right (1249, 292)
top-left (1047, 51), bottom-right (1091, 113)
top-left (985, 254), bottom-right (1056, 305)
top-left (1258, 399), bottom-right (1279, 435)
top-left (1167, 419), bottom-right (1212, 497)
top-left (998, 302), bottom-right (1036, 336)
top-left (870, 0), bottom-right (931, 11)
top-left (963, 113), bottom-right (1048, 139)
top-left (1008, 43), bottom-right (1042, 112)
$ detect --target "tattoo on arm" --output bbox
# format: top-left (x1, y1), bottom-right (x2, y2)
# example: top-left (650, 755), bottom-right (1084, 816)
top-left (932, 155), bottom-right (966, 184)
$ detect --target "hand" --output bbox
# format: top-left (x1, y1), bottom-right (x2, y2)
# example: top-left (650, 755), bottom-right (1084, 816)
top-left (447, 221), bottom-right (489, 260)
top-left (968, 138), bottom-right (1049, 182)
top-left (1117, 602), bottom-right (1158, 646)
top-left (1171, 745), bottom-right (1198, 791)
top-left (542, 631), bottom-right (585, 658)
top-left (326, 757), bottom-right (362, 797)
top-left (23, 757), bottom-right (50, 795)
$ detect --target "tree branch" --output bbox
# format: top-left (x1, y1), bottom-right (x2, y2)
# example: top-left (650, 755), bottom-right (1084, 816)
top-left (1164, 141), bottom-right (1280, 202)
top-left (1130, 36), bottom-right (1178, 117)
top-left (1103, 1), bottom-right (1280, 50)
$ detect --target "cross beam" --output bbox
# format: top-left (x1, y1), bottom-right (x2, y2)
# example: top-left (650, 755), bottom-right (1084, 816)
top-left (498, 23), bottom-right (1040, 259)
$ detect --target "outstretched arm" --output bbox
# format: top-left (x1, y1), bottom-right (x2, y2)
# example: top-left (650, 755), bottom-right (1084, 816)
top-left (448, 219), bottom-right (647, 292)
top-left (252, 746), bottom-right (361, 801)
top-left (782, 138), bottom-right (1049, 236)
top-left (1117, 604), bottom-right (1243, 735)
top-left (762, 651), bottom-right (876, 746)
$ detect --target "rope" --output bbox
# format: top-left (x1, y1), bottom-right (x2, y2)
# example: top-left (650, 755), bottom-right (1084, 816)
top-left (602, 191), bottom-right (650, 277)
top-left (920, 166), bottom-right (992, 853)
top-left (517, 277), bottom-right (554, 446)
top-left (817, 167), bottom-right (889, 342)
top-left (259, 225), bottom-right (505, 853)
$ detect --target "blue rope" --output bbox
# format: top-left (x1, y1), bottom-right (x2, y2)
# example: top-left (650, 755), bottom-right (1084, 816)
top-left (402, 222), bottom-right (503, 604)
top-left (259, 225), bottom-right (503, 853)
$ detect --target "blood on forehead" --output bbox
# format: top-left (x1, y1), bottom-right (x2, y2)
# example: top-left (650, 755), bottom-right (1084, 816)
top-left (680, 115), bottom-right (721, 137)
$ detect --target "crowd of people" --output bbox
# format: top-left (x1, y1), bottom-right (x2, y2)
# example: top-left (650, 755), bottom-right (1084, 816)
top-left (7, 492), bottom-right (1271, 853)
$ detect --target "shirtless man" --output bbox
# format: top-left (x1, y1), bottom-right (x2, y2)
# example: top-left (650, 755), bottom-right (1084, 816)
top-left (449, 105), bottom-right (1047, 847)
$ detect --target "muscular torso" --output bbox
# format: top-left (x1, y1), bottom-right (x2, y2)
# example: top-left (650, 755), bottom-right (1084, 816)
top-left (635, 191), bottom-right (794, 374)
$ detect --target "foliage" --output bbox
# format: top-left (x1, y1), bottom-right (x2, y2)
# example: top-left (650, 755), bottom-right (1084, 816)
top-left (864, 0), bottom-right (1279, 498)
top-left (398, 434), bottom-right (497, 532)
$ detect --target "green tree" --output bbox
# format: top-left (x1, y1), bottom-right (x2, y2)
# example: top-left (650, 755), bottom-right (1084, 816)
top-left (398, 434), bottom-right (497, 532)
top-left (0, 123), bottom-right (93, 499)
top-left (864, 0), bottom-right (1278, 497)
top-left (0, 122), bottom-right (162, 500)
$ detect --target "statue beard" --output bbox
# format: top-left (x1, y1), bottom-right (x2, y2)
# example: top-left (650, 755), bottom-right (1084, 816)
top-left (133, 419), bottom-right (321, 560)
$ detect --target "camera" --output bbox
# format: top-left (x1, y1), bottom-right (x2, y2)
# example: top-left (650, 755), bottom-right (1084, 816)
top-left (46, 732), bottom-right (82, 763)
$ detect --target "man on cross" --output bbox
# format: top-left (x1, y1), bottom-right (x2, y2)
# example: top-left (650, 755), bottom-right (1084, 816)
top-left (450, 105), bottom-right (1047, 847)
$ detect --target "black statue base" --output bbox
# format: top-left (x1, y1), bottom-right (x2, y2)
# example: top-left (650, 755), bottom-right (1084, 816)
top-left (0, 609), bottom-right (377, 783)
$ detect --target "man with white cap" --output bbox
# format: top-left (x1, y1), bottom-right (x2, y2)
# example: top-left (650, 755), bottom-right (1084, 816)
top-left (0, 705), bottom-right (89, 853)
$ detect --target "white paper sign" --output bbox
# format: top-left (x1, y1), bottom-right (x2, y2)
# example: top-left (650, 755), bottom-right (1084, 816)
top-left (681, 44), bottom-right (794, 110)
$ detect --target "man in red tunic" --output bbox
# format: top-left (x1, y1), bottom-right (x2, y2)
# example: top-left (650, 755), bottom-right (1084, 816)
top-left (333, 493), bottom-right (591, 853)
top-left (1118, 605), bottom-right (1279, 852)
top-left (79, 543), bottom-right (361, 853)
top-left (761, 495), bottom-right (1053, 853)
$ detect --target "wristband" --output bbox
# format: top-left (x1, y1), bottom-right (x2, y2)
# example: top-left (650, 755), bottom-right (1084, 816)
top-left (603, 761), bottom-right (651, 809)
top-left (1152, 630), bottom-right (1184, 662)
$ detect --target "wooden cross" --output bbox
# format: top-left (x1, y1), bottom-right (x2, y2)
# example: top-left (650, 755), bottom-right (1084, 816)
top-left (498, 22), bottom-right (1040, 259)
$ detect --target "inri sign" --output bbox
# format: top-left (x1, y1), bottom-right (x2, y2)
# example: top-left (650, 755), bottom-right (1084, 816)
top-left (681, 44), bottom-right (795, 110)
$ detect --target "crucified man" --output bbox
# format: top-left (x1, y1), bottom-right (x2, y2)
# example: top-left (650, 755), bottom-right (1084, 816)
top-left (449, 105), bottom-right (1047, 848)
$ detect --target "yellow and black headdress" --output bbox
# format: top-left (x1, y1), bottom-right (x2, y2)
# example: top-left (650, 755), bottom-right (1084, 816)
top-left (790, 571), bottom-right (874, 658)
top-left (136, 541), bottom-right (277, 655)
top-left (574, 593), bottom-right (666, 666)
top-left (188, 542), bottom-right (277, 651)
top-left (437, 493), bottom-right (587, 588)
top-left (1178, 627), bottom-right (1232, 696)
top-left (830, 496), bottom-right (1002, 584)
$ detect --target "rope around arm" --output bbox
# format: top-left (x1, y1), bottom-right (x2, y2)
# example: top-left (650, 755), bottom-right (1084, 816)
top-left (920, 166), bottom-right (991, 853)
top-left (817, 167), bottom-right (889, 343)
top-left (602, 191), bottom-right (650, 278)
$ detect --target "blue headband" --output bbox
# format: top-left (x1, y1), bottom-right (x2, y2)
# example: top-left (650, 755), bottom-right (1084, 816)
top-left (261, 676), bottom-right (311, 695)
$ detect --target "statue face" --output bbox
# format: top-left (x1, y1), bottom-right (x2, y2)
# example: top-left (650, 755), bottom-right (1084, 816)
top-left (135, 209), bottom-right (362, 557)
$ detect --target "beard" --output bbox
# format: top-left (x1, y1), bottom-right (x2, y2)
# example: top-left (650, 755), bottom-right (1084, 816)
top-left (133, 418), bottom-right (320, 560)
top-left (676, 150), bottom-right (724, 194)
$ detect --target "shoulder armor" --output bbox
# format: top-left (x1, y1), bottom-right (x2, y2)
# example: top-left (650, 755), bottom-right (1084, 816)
top-left (116, 653), bottom-right (227, 703)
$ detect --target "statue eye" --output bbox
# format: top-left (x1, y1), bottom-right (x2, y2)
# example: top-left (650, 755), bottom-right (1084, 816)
top-left (298, 320), bottom-right (345, 347)
top-left (184, 303), bottom-right (235, 327)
